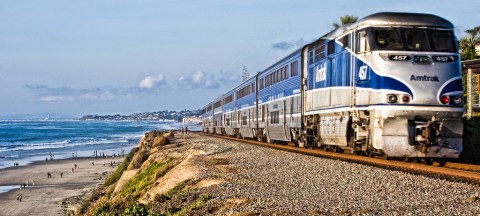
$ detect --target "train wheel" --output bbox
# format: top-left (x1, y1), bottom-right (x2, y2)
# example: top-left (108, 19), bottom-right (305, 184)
top-left (424, 158), bottom-right (433, 165)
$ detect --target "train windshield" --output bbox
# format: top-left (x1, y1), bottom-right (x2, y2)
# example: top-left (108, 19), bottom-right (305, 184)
top-left (371, 28), bottom-right (457, 52)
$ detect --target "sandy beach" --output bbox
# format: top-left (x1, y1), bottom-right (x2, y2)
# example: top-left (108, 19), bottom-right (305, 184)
top-left (0, 156), bottom-right (123, 216)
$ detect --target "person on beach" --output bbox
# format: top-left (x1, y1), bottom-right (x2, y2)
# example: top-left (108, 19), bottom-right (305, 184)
top-left (92, 162), bottom-right (94, 166)
top-left (19, 195), bottom-right (22, 202)
top-left (46, 157), bottom-right (48, 162)
top-left (72, 167), bottom-right (74, 173)
top-left (32, 180), bottom-right (35, 187)
top-left (74, 163), bottom-right (77, 169)
top-left (60, 172), bottom-right (63, 178)
top-left (47, 172), bottom-right (51, 178)
top-left (185, 127), bottom-right (188, 134)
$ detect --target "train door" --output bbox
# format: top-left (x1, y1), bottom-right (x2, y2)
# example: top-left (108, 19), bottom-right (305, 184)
top-left (283, 100), bottom-right (289, 140)
top-left (354, 30), bottom-right (371, 105)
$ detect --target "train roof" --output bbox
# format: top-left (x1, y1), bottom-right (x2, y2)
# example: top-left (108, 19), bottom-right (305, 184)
top-left (260, 48), bottom-right (303, 76)
top-left (352, 12), bottom-right (453, 29)
top-left (319, 12), bottom-right (454, 45)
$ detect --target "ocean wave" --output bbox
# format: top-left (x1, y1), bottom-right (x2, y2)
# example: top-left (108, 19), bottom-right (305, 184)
top-left (0, 136), bottom-right (137, 153)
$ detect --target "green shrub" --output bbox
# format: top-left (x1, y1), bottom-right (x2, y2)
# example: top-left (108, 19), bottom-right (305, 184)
top-left (461, 117), bottom-right (480, 164)
top-left (149, 180), bottom-right (212, 216)
top-left (124, 204), bottom-right (149, 216)
top-left (121, 159), bottom-right (174, 198)
top-left (92, 203), bottom-right (110, 216)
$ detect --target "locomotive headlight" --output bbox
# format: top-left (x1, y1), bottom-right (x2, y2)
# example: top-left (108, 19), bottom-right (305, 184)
top-left (452, 96), bottom-right (463, 105)
top-left (440, 95), bottom-right (450, 104)
top-left (387, 94), bottom-right (397, 103)
top-left (402, 95), bottom-right (410, 103)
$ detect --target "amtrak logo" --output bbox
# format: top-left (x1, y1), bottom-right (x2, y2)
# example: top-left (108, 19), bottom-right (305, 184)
top-left (410, 75), bottom-right (439, 82)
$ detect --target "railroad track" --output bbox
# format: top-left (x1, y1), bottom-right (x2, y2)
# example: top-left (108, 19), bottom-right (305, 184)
top-left (204, 133), bottom-right (480, 185)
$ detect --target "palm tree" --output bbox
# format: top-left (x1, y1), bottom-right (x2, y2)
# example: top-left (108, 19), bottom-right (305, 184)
top-left (333, 15), bottom-right (358, 29)
top-left (459, 26), bottom-right (480, 60)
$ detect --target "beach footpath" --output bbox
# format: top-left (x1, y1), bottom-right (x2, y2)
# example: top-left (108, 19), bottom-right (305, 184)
top-left (0, 155), bottom-right (123, 215)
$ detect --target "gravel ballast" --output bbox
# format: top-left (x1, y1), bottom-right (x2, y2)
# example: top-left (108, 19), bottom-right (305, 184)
top-left (182, 133), bottom-right (480, 215)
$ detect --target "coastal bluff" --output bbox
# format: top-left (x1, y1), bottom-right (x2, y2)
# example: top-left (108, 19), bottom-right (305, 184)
top-left (79, 131), bottom-right (221, 215)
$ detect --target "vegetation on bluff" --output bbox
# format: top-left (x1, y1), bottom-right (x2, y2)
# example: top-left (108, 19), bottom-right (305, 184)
top-left (77, 130), bottom-right (212, 216)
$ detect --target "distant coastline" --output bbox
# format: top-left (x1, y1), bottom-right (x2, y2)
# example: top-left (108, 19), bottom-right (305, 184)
top-left (79, 109), bottom-right (201, 121)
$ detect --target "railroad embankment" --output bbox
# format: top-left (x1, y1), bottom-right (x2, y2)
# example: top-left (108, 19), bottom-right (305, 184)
top-left (79, 131), bottom-right (480, 215)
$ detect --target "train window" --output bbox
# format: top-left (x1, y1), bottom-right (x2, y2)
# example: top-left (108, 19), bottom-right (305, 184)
top-left (374, 29), bottom-right (403, 50)
top-left (270, 111), bottom-right (279, 124)
top-left (308, 51), bottom-right (314, 64)
top-left (314, 46), bottom-right (325, 61)
top-left (242, 116), bottom-right (247, 125)
top-left (357, 31), bottom-right (370, 53)
top-left (404, 29), bottom-right (430, 51)
top-left (260, 78), bottom-right (264, 89)
top-left (431, 30), bottom-right (456, 52)
top-left (341, 34), bottom-right (350, 48)
top-left (327, 40), bottom-right (335, 55)
top-left (290, 61), bottom-right (298, 76)
top-left (285, 65), bottom-right (288, 79)
top-left (280, 67), bottom-right (285, 81)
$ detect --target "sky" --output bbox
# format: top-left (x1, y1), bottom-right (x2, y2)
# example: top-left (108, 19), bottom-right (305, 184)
top-left (0, 0), bottom-right (478, 117)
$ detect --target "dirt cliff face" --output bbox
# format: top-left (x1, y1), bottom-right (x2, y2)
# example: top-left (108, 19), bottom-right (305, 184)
top-left (79, 131), bottom-right (221, 215)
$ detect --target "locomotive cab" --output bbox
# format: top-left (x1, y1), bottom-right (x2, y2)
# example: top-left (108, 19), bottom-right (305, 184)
top-left (351, 14), bottom-right (464, 158)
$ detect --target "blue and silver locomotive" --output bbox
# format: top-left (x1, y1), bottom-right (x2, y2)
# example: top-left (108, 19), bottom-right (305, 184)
top-left (201, 12), bottom-right (463, 159)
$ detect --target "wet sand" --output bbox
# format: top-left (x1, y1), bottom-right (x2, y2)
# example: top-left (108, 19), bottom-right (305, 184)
top-left (0, 156), bottom-right (123, 215)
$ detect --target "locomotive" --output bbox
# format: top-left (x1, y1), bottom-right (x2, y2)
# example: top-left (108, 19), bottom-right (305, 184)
top-left (201, 12), bottom-right (464, 159)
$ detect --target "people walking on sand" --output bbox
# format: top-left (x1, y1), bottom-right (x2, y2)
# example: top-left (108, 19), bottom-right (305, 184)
top-left (19, 195), bottom-right (22, 202)
top-left (47, 172), bottom-right (51, 178)
top-left (74, 163), bottom-right (77, 169)
top-left (16, 195), bottom-right (19, 201)
top-left (92, 162), bottom-right (94, 166)
top-left (72, 167), bottom-right (74, 173)
top-left (60, 172), bottom-right (63, 178)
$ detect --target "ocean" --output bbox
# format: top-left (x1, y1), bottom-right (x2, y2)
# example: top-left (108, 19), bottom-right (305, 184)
top-left (0, 120), bottom-right (199, 170)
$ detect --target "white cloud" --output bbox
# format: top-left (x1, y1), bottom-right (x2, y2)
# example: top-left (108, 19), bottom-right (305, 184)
top-left (138, 75), bottom-right (166, 89)
top-left (175, 70), bottom-right (240, 90)
top-left (40, 96), bottom-right (66, 102)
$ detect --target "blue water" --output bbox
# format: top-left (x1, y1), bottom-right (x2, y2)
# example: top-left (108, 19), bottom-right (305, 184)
top-left (0, 120), bottom-right (199, 169)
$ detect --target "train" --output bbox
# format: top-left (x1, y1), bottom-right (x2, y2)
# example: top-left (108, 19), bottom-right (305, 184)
top-left (200, 12), bottom-right (464, 160)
